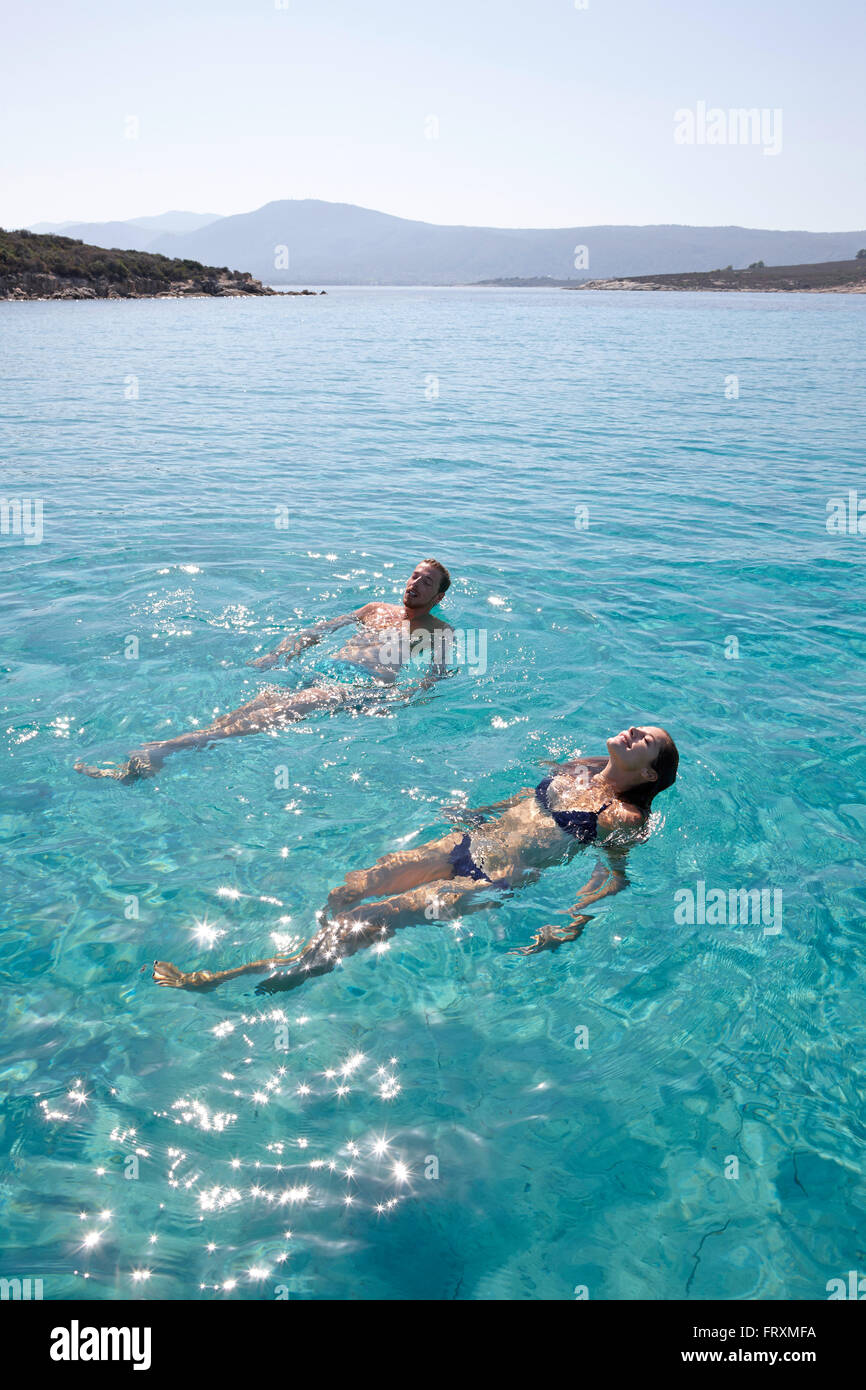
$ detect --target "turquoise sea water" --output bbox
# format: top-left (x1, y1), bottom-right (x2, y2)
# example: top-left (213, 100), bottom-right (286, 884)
top-left (1, 287), bottom-right (864, 1301)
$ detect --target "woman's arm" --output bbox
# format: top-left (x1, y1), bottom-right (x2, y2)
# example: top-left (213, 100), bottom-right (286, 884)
top-left (511, 847), bottom-right (630, 955)
top-left (538, 755), bottom-right (605, 788)
top-left (441, 787), bottom-right (534, 827)
top-left (447, 755), bottom-right (602, 826)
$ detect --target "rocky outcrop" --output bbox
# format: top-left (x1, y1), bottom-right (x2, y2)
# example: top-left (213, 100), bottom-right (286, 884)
top-left (0, 269), bottom-right (278, 300)
top-left (0, 229), bottom-right (325, 300)
top-left (574, 259), bottom-right (866, 293)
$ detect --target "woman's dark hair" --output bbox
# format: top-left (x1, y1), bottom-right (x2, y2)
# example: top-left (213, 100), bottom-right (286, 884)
top-left (623, 729), bottom-right (679, 814)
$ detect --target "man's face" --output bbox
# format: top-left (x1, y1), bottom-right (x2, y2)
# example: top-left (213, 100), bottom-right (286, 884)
top-left (403, 563), bottom-right (442, 609)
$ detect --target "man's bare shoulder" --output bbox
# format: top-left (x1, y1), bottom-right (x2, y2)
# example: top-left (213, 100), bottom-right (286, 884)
top-left (356, 601), bottom-right (403, 622)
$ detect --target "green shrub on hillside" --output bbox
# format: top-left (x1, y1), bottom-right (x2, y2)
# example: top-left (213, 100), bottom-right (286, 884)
top-left (0, 228), bottom-right (240, 287)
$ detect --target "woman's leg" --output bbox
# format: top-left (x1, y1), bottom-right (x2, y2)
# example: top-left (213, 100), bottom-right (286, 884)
top-left (326, 833), bottom-right (462, 912)
top-left (257, 877), bottom-right (496, 993)
top-left (75, 683), bottom-right (362, 783)
top-left (152, 946), bottom-right (311, 991)
top-left (154, 874), bottom-right (494, 995)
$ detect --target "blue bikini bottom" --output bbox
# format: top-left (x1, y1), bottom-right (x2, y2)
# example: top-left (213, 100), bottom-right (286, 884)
top-left (448, 834), bottom-right (510, 888)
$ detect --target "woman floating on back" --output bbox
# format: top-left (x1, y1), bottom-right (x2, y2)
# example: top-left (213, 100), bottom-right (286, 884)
top-left (153, 723), bottom-right (678, 993)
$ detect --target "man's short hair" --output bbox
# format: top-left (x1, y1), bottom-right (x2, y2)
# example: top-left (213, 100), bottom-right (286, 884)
top-left (422, 558), bottom-right (451, 596)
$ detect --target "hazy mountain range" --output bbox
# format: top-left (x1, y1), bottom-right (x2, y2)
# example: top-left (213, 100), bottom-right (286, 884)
top-left (24, 201), bottom-right (866, 285)
top-left (29, 211), bottom-right (222, 240)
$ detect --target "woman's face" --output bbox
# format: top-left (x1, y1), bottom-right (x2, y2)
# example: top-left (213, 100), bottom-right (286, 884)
top-left (606, 725), bottom-right (667, 777)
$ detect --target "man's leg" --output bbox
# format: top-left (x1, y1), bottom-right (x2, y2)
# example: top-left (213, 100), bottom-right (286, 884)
top-left (75, 682), bottom-right (364, 782)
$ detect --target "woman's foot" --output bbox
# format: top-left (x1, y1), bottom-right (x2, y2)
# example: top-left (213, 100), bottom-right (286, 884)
top-left (153, 960), bottom-right (221, 989)
top-left (153, 949), bottom-right (313, 992)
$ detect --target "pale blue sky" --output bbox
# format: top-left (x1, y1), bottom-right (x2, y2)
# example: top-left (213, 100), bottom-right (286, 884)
top-left (3, 0), bottom-right (864, 230)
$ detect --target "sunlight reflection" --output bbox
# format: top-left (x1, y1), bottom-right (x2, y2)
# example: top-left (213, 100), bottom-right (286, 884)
top-left (40, 1029), bottom-right (425, 1299)
top-left (192, 919), bottom-right (226, 949)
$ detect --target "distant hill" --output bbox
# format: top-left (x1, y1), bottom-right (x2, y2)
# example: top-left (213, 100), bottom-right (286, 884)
top-left (124, 211), bottom-right (223, 235)
top-left (0, 228), bottom-right (278, 300)
top-left (28, 211), bottom-right (221, 243)
top-left (576, 258), bottom-right (866, 293)
top-left (25, 201), bottom-right (866, 285)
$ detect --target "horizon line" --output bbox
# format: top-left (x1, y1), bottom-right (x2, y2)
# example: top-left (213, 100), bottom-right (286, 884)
top-left (16, 198), bottom-right (866, 237)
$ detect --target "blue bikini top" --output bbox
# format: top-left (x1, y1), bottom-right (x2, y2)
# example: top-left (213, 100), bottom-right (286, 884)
top-left (535, 776), bottom-right (609, 844)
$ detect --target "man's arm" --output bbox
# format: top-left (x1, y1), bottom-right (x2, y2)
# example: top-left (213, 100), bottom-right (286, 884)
top-left (386, 623), bottom-right (457, 696)
top-left (248, 607), bottom-right (366, 670)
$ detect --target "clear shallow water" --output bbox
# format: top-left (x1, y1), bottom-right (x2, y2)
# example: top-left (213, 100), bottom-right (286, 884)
top-left (1, 287), bottom-right (864, 1301)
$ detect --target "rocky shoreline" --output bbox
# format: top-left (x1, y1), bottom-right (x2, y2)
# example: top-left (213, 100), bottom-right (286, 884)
top-left (0, 228), bottom-right (326, 301)
top-left (574, 258), bottom-right (866, 294)
top-left (577, 278), bottom-right (866, 293)
top-left (0, 271), bottom-right (325, 301)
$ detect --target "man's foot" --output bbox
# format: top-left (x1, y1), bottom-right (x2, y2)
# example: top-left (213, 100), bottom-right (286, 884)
top-left (75, 761), bottom-right (122, 780)
top-left (75, 750), bottom-right (158, 784)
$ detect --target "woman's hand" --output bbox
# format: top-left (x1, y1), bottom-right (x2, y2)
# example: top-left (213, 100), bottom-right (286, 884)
top-left (509, 917), bottom-right (589, 955)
